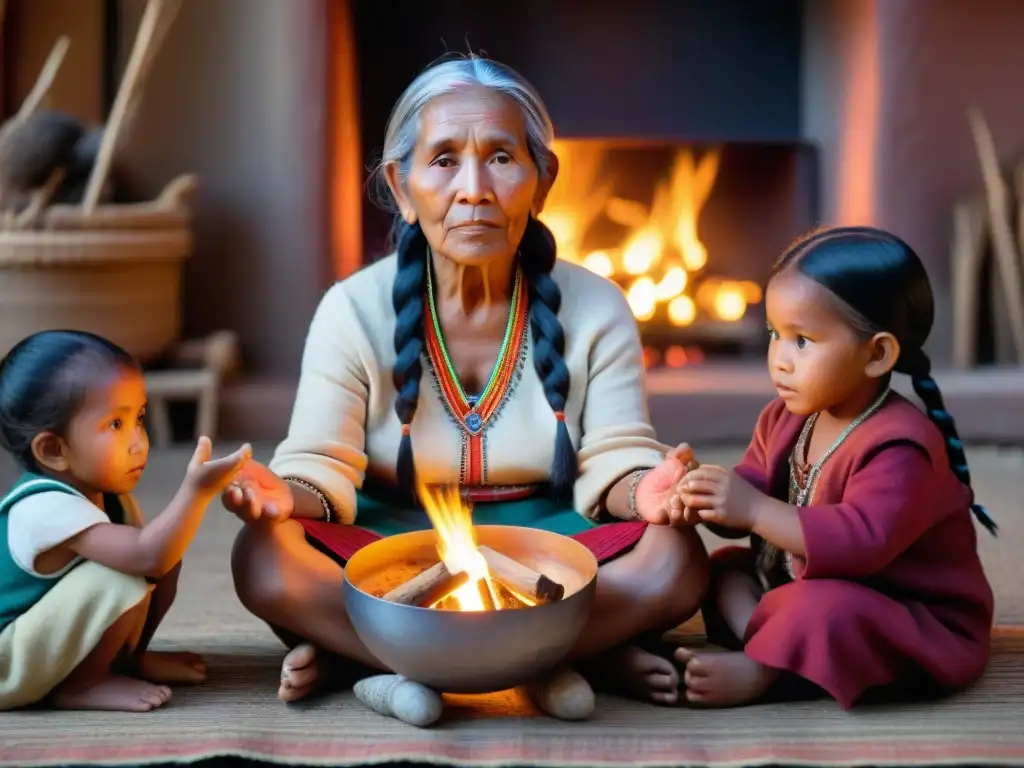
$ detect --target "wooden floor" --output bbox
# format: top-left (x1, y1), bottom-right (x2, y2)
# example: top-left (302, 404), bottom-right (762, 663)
top-left (1, 444), bottom-right (1022, 767)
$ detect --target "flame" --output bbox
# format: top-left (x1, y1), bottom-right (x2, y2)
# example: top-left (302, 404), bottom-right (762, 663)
top-left (539, 143), bottom-right (763, 327)
top-left (668, 295), bottom-right (696, 326)
top-left (536, 140), bottom-right (614, 266)
top-left (417, 482), bottom-right (500, 611)
top-left (582, 250), bottom-right (614, 277)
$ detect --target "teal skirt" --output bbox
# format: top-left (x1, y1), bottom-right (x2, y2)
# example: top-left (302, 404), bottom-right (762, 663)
top-left (352, 489), bottom-right (596, 538)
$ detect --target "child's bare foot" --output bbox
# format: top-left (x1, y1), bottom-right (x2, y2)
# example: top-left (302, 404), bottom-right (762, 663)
top-left (279, 643), bottom-right (322, 702)
top-left (51, 674), bottom-right (172, 712)
top-left (585, 645), bottom-right (680, 705)
top-left (674, 648), bottom-right (778, 706)
top-left (137, 650), bottom-right (207, 684)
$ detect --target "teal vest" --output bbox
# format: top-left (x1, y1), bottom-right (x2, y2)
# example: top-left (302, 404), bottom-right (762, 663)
top-left (0, 473), bottom-right (125, 633)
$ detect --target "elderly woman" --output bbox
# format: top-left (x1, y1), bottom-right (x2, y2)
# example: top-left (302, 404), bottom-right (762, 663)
top-left (226, 55), bottom-right (709, 721)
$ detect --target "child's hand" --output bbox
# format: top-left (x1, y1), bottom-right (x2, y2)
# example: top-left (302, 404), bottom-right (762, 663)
top-left (632, 443), bottom-right (701, 524)
top-left (184, 437), bottom-right (252, 496)
top-left (676, 465), bottom-right (760, 531)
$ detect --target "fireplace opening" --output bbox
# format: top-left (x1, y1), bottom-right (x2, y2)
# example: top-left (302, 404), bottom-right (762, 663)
top-left (539, 139), bottom-right (819, 366)
top-left (349, 0), bottom-right (815, 367)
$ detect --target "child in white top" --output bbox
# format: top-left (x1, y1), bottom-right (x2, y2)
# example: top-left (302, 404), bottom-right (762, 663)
top-left (0, 330), bottom-right (249, 711)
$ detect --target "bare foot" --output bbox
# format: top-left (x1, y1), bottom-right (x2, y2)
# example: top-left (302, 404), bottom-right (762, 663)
top-left (674, 648), bottom-right (778, 706)
top-left (279, 643), bottom-right (322, 702)
top-left (51, 674), bottom-right (172, 712)
top-left (585, 645), bottom-right (680, 705)
top-left (137, 650), bottom-right (207, 684)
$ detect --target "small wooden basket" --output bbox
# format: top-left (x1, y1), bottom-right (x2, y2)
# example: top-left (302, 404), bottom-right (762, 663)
top-left (0, 174), bottom-right (196, 362)
top-left (0, 0), bottom-right (189, 363)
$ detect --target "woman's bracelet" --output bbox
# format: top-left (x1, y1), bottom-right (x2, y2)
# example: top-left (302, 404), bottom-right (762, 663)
top-left (282, 477), bottom-right (334, 523)
top-left (627, 468), bottom-right (652, 521)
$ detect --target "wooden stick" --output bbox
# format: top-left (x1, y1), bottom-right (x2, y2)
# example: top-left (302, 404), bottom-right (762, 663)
top-left (968, 108), bottom-right (1024, 360)
top-left (82, 0), bottom-right (180, 211)
top-left (478, 546), bottom-right (565, 603)
top-left (382, 561), bottom-right (468, 607)
top-left (491, 579), bottom-right (533, 609)
top-left (14, 36), bottom-right (70, 123)
top-left (1015, 162), bottom-right (1024, 281)
top-left (8, 166), bottom-right (65, 231)
top-left (950, 199), bottom-right (988, 368)
top-left (476, 579), bottom-right (497, 611)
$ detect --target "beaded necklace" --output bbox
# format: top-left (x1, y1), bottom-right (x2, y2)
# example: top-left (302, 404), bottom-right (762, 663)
top-left (757, 386), bottom-right (891, 586)
top-left (423, 253), bottom-right (530, 485)
top-left (788, 385), bottom-right (891, 507)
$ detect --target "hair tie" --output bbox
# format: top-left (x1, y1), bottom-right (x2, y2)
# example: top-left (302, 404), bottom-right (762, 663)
top-left (554, 411), bottom-right (565, 423)
top-left (401, 423), bottom-right (411, 436)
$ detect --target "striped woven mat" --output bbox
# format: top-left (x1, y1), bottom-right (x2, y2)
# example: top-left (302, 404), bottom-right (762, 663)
top-left (1, 628), bottom-right (1022, 768)
top-left (3, 449), bottom-right (1023, 768)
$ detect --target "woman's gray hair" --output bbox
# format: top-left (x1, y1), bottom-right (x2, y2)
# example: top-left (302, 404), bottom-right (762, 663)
top-left (370, 56), bottom-right (556, 213)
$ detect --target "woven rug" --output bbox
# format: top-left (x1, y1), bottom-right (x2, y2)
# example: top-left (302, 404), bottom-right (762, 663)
top-left (1, 447), bottom-right (1023, 767)
top-left (0, 629), bottom-right (1022, 767)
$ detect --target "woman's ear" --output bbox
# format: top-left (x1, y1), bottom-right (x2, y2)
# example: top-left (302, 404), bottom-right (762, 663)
top-left (531, 153), bottom-right (560, 217)
top-left (383, 162), bottom-right (417, 225)
top-left (30, 432), bottom-right (70, 473)
top-left (865, 332), bottom-right (900, 379)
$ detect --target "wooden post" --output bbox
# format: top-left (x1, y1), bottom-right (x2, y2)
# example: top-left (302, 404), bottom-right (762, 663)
top-left (968, 108), bottom-right (1024, 362)
top-left (950, 199), bottom-right (988, 368)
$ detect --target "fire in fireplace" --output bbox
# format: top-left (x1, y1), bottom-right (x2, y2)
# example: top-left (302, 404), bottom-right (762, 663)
top-left (538, 139), bottom-right (818, 365)
top-left (541, 141), bottom-right (760, 330)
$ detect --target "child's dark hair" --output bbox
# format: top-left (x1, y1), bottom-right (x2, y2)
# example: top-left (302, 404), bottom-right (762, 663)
top-left (391, 217), bottom-right (576, 502)
top-left (0, 330), bottom-right (140, 471)
top-left (771, 226), bottom-right (997, 535)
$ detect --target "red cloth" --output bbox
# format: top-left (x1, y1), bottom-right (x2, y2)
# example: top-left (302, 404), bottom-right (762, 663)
top-left (300, 518), bottom-right (648, 566)
top-left (721, 394), bottom-right (994, 709)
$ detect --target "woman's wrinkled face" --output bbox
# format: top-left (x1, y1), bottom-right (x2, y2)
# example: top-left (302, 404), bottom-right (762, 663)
top-left (386, 86), bottom-right (555, 266)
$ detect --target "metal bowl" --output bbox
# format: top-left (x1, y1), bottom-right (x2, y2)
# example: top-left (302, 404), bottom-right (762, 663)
top-left (343, 525), bottom-right (598, 694)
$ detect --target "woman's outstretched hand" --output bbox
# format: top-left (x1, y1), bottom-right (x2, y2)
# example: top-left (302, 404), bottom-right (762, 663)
top-left (222, 460), bottom-right (294, 525)
top-left (632, 443), bottom-right (701, 525)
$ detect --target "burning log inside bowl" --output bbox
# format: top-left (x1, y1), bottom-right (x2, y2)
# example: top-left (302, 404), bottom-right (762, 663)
top-left (378, 483), bottom-right (569, 612)
top-left (380, 546), bottom-right (565, 611)
top-left (491, 579), bottom-right (533, 610)
top-left (382, 561), bottom-right (470, 607)
top-left (478, 546), bottom-right (565, 604)
top-left (475, 577), bottom-right (497, 611)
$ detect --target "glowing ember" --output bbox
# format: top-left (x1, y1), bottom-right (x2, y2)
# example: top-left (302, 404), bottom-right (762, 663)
top-left (417, 483), bottom-right (502, 611)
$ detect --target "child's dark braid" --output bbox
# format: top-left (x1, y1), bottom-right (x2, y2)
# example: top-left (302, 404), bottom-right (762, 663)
top-left (391, 221), bottom-right (428, 492)
top-left (901, 348), bottom-right (997, 535)
top-left (518, 216), bottom-right (577, 503)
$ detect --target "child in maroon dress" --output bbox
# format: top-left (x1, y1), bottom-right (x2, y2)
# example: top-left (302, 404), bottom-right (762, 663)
top-left (673, 226), bottom-right (996, 709)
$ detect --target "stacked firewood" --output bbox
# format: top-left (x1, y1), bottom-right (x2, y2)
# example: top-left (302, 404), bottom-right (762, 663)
top-left (952, 109), bottom-right (1024, 367)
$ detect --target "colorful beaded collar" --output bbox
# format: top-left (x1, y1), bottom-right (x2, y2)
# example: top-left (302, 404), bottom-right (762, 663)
top-left (423, 255), bottom-right (529, 437)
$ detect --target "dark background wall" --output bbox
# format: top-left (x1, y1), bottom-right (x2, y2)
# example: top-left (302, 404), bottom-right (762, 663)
top-left (353, 0), bottom-right (805, 258)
